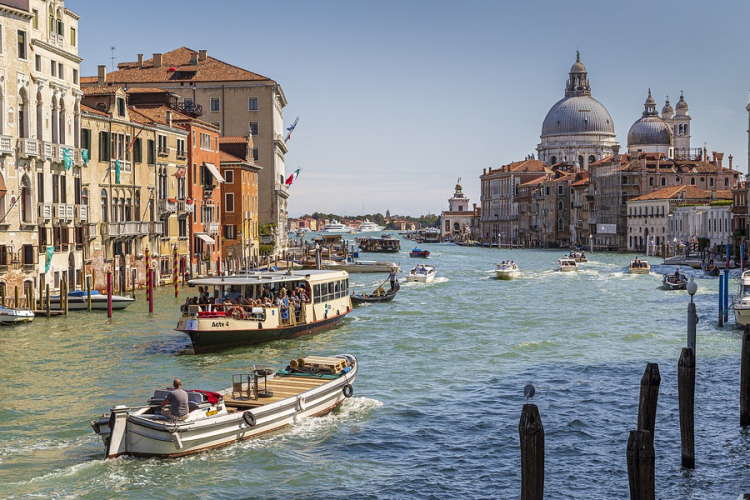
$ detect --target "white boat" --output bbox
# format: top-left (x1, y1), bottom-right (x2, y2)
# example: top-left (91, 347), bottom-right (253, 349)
top-left (662, 272), bottom-right (688, 290)
top-left (406, 264), bottom-right (436, 283)
top-left (49, 290), bottom-right (135, 311)
top-left (295, 228), bottom-right (309, 237)
top-left (0, 306), bottom-right (34, 324)
top-left (495, 263), bottom-right (520, 280)
top-left (91, 354), bottom-right (357, 459)
top-left (320, 219), bottom-right (354, 233)
top-left (734, 271), bottom-right (750, 326)
top-left (558, 257), bottom-right (578, 272)
top-left (358, 219), bottom-right (384, 232)
top-left (629, 259), bottom-right (651, 274)
top-left (327, 258), bottom-right (399, 273)
top-left (663, 255), bottom-right (703, 269)
top-left (176, 269), bottom-right (353, 353)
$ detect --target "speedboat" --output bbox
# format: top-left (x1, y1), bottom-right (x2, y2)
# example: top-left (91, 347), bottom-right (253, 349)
top-left (0, 306), bottom-right (34, 324)
top-left (320, 219), bottom-right (354, 233)
top-left (406, 264), bottom-right (436, 283)
top-left (663, 272), bottom-right (688, 290)
top-left (409, 248), bottom-right (430, 258)
top-left (495, 263), bottom-right (520, 280)
top-left (629, 259), bottom-right (650, 274)
top-left (358, 219), bottom-right (384, 232)
top-left (49, 290), bottom-right (135, 311)
top-left (569, 251), bottom-right (588, 262)
top-left (326, 258), bottom-right (400, 273)
top-left (558, 257), bottom-right (578, 272)
top-left (734, 271), bottom-right (750, 326)
top-left (91, 354), bottom-right (357, 459)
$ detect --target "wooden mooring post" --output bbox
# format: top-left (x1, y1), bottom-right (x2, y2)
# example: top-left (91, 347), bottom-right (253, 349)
top-left (45, 284), bottom-right (50, 317)
top-left (626, 429), bottom-right (655, 500)
top-left (678, 348), bottom-right (695, 468)
top-left (519, 403), bottom-right (544, 500)
top-left (61, 274), bottom-right (68, 315)
top-left (637, 363), bottom-right (661, 435)
top-left (14, 286), bottom-right (19, 309)
top-left (741, 326), bottom-right (750, 426)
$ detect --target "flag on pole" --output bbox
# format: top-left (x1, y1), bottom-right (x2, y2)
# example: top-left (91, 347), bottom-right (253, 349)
top-left (285, 167), bottom-right (302, 186)
top-left (45, 246), bottom-right (54, 273)
top-left (62, 148), bottom-right (72, 170)
top-left (81, 148), bottom-right (89, 166)
top-left (115, 160), bottom-right (121, 184)
top-left (285, 117), bottom-right (299, 141)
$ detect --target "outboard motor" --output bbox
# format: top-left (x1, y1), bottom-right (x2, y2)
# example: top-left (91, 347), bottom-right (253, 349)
top-left (104, 406), bottom-right (130, 458)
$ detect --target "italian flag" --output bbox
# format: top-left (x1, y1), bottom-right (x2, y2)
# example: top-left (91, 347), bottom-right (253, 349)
top-left (285, 167), bottom-right (302, 186)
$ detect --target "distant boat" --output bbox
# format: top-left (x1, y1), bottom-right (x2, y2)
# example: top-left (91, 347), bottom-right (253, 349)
top-left (409, 248), bottom-right (430, 258)
top-left (358, 219), bottom-right (384, 232)
top-left (663, 272), bottom-right (688, 290)
top-left (629, 259), bottom-right (650, 274)
top-left (495, 263), bottom-right (520, 280)
top-left (351, 284), bottom-right (399, 304)
top-left (327, 259), bottom-right (399, 273)
top-left (734, 270), bottom-right (750, 326)
top-left (558, 257), bottom-right (578, 272)
top-left (49, 290), bottom-right (135, 311)
top-left (320, 220), bottom-right (354, 233)
top-left (406, 265), bottom-right (436, 283)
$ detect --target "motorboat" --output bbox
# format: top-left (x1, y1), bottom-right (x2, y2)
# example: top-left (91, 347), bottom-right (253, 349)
top-left (417, 228), bottom-right (442, 243)
top-left (558, 257), bottom-right (578, 272)
top-left (351, 284), bottom-right (399, 305)
top-left (629, 259), bottom-right (650, 274)
top-left (295, 228), bottom-right (309, 237)
top-left (409, 248), bottom-right (430, 258)
top-left (356, 235), bottom-right (401, 253)
top-left (663, 272), bottom-right (688, 290)
top-left (176, 269), bottom-right (352, 353)
top-left (326, 258), bottom-right (399, 273)
top-left (495, 262), bottom-right (520, 280)
top-left (358, 219), bottom-right (384, 233)
top-left (663, 255), bottom-right (703, 269)
top-left (734, 271), bottom-right (750, 326)
top-left (568, 251), bottom-right (588, 262)
top-left (406, 264), bottom-right (436, 283)
top-left (91, 354), bottom-right (357, 459)
top-left (320, 219), bottom-right (354, 233)
top-left (0, 306), bottom-right (34, 324)
top-left (49, 290), bottom-right (135, 311)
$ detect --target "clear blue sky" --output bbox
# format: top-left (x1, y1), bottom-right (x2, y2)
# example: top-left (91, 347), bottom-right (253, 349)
top-left (74, 0), bottom-right (750, 217)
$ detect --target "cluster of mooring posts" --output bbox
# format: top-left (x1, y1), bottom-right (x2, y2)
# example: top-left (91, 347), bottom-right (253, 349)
top-left (518, 278), bottom-right (750, 499)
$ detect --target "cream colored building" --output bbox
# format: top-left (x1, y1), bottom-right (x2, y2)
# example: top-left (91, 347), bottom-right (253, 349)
top-left (81, 47), bottom-right (289, 255)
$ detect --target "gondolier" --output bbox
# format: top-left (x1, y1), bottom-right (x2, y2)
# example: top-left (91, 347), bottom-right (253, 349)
top-left (389, 268), bottom-right (398, 289)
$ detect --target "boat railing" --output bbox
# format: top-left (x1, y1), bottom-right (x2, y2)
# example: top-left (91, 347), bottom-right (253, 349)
top-left (185, 303), bottom-right (307, 324)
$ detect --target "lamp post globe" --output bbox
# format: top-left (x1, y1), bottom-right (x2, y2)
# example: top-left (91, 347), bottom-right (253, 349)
top-left (687, 277), bottom-right (698, 297)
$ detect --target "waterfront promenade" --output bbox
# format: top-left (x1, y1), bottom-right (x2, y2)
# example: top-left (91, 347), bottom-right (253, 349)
top-left (0, 240), bottom-right (747, 498)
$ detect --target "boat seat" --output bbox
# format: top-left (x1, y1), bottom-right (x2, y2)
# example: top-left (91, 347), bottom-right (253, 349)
top-left (148, 389), bottom-right (211, 410)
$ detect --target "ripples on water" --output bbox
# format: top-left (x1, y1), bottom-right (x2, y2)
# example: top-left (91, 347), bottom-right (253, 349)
top-left (1, 243), bottom-right (749, 498)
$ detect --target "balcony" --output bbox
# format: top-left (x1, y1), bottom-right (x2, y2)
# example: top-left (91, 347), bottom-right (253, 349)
top-left (75, 204), bottom-right (89, 224)
top-left (42, 141), bottom-right (55, 160)
top-left (275, 183), bottom-right (290, 198)
top-left (176, 149), bottom-right (187, 160)
top-left (170, 101), bottom-right (203, 117)
top-left (204, 222), bottom-right (220, 235)
top-left (148, 221), bottom-right (164, 235)
top-left (18, 138), bottom-right (39, 158)
top-left (158, 199), bottom-right (177, 218)
top-left (176, 199), bottom-right (195, 216)
top-left (37, 202), bottom-right (52, 222)
top-left (110, 159), bottom-right (131, 173)
top-left (100, 221), bottom-right (148, 238)
top-left (55, 203), bottom-right (75, 223)
top-left (158, 146), bottom-right (170, 157)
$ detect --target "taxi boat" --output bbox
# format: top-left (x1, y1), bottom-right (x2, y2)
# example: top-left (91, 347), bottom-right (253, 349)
top-left (176, 269), bottom-right (352, 353)
top-left (629, 259), bottom-right (650, 274)
top-left (91, 354), bottom-right (357, 459)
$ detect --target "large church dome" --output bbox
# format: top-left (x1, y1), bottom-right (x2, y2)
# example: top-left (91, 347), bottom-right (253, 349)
top-left (541, 96), bottom-right (615, 136)
top-left (628, 90), bottom-right (672, 146)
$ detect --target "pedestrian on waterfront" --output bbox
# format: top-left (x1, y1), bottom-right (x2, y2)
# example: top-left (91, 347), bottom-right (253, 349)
top-left (161, 378), bottom-right (190, 421)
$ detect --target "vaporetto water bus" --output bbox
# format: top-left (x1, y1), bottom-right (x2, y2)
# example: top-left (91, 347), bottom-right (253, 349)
top-left (175, 270), bottom-right (352, 353)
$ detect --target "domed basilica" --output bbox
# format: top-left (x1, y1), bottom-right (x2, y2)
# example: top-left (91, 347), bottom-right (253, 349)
top-left (537, 52), bottom-right (619, 169)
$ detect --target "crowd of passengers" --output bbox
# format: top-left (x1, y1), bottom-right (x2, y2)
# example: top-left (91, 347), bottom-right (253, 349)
top-left (182, 284), bottom-right (310, 323)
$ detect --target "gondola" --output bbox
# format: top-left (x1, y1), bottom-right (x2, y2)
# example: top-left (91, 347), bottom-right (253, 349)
top-left (350, 285), bottom-right (399, 304)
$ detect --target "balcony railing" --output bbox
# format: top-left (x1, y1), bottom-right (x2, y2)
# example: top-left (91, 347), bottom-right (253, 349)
top-left (18, 138), bottom-right (39, 158)
top-left (176, 199), bottom-right (195, 215)
top-left (42, 141), bottom-right (55, 160)
top-left (38, 202), bottom-right (52, 222)
top-left (158, 199), bottom-right (177, 218)
top-left (170, 102), bottom-right (203, 117)
top-left (75, 204), bottom-right (89, 224)
top-left (275, 183), bottom-right (290, 197)
top-left (55, 203), bottom-right (75, 223)
top-left (100, 221), bottom-right (149, 238)
top-left (176, 150), bottom-right (187, 160)
top-left (205, 222), bottom-right (220, 235)
top-left (149, 221), bottom-right (163, 235)
top-left (0, 134), bottom-right (12, 156)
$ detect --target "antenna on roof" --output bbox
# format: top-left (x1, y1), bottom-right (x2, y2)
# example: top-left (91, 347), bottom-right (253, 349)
top-left (110, 46), bottom-right (117, 73)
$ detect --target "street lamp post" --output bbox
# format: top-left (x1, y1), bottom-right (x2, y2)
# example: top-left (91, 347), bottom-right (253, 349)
top-left (687, 278), bottom-right (698, 351)
top-left (589, 234), bottom-right (593, 253)
top-left (673, 237), bottom-right (678, 258)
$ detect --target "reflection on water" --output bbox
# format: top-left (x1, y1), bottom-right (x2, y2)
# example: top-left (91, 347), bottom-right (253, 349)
top-left (1, 245), bottom-right (748, 498)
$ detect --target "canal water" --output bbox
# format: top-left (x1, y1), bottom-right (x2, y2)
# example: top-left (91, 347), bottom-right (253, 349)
top-left (1, 239), bottom-right (748, 499)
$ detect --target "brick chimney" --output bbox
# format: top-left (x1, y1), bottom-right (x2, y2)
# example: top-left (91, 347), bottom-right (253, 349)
top-left (97, 65), bottom-right (106, 85)
top-left (715, 152), bottom-right (724, 168)
top-left (153, 53), bottom-right (162, 67)
top-left (199, 49), bottom-right (207, 61)
top-left (191, 52), bottom-right (199, 65)
top-left (729, 155), bottom-right (733, 170)
top-left (137, 54), bottom-right (143, 67)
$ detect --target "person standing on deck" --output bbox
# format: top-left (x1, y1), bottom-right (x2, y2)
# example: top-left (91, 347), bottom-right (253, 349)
top-left (389, 268), bottom-right (398, 290)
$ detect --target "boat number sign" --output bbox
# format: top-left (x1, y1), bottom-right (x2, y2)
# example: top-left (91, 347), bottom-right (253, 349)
top-left (211, 321), bottom-right (230, 328)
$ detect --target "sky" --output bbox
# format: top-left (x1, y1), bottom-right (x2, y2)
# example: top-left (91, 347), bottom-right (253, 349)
top-left (74, 0), bottom-right (750, 218)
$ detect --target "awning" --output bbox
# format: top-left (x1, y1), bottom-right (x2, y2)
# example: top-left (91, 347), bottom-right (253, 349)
top-left (204, 162), bottom-right (225, 183)
top-left (196, 233), bottom-right (215, 245)
top-left (0, 174), bottom-right (6, 198)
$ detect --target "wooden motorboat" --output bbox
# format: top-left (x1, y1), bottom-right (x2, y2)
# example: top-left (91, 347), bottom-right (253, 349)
top-left (406, 264), bottom-right (436, 283)
top-left (91, 354), bottom-right (357, 459)
top-left (356, 235), bottom-right (401, 253)
top-left (176, 269), bottom-right (352, 353)
top-left (734, 270), bottom-right (750, 326)
top-left (663, 272), bottom-right (688, 290)
top-left (558, 257), bottom-right (578, 272)
top-left (49, 290), bottom-right (135, 311)
top-left (409, 248), bottom-right (430, 258)
top-left (495, 263), bottom-right (520, 280)
top-left (351, 284), bottom-right (399, 304)
top-left (0, 306), bottom-right (34, 324)
top-left (568, 251), bottom-right (588, 262)
top-left (629, 259), bottom-right (650, 274)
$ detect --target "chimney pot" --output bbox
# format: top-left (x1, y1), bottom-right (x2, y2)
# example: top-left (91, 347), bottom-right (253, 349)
top-left (199, 49), bottom-right (207, 61)
top-left (191, 52), bottom-right (199, 64)
top-left (153, 53), bottom-right (162, 67)
top-left (729, 155), bottom-right (734, 169)
top-left (137, 54), bottom-right (143, 67)
top-left (97, 65), bottom-right (106, 86)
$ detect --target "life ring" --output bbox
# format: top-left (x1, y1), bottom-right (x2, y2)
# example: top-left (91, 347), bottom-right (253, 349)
top-left (342, 384), bottom-right (353, 398)
top-left (243, 410), bottom-right (256, 427)
top-left (296, 395), bottom-right (307, 412)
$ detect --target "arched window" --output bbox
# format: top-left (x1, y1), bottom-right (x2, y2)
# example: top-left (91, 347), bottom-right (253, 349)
top-left (558, 184), bottom-right (563, 195)
top-left (578, 155), bottom-right (584, 168)
top-left (59, 98), bottom-right (66, 145)
top-left (639, 207), bottom-right (642, 216)
top-left (100, 189), bottom-right (108, 223)
top-left (558, 217), bottom-right (564, 231)
top-left (661, 177), bottom-right (666, 186)
top-left (550, 156), bottom-right (557, 165)
top-left (690, 177), bottom-right (696, 185)
top-left (18, 89), bottom-right (28, 139)
top-left (622, 176), bottom-right (628, 184)
top-left (20, 175), bottom-right (31, 223)
top-left (51, 95), bottom-right (59, 143)
top-left (453, 222), bottom-right (460, 231)
top-left (48, 5), bottom-right (54, 32)
top-left (649, 177), bottom-right (654, 186)
top-left (558, 200), bottom-right (563, 210)
top-left (36, 90), bottom-right (43, 140)
top-left (134, 189), bottom-right (141, 221)
top-left (125, 193), bottom-right (132, 221)
top-left (56, 9), bottom-right (63, 36)
top-left (81, 187), bottom-right (88, 207)
top-left (588, 155), bottom-right (595, 165)
top-left (158, 167), bottom-right (168, 199)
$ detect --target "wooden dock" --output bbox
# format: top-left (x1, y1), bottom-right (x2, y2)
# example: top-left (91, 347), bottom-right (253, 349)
top-left (31, 310), bottom-right (66, 317)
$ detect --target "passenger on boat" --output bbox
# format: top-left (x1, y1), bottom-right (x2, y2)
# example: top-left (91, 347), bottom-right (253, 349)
top-left (198, 286), bottom-right (209, 303)
top-left (277, 289), bottom-right (290, 323)
top-left (161, 379), bottom-right (190, 421)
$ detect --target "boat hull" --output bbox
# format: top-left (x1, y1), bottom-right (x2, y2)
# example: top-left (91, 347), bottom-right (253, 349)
top-left (351, 291), bottom-right (397, 304)
top-left (629, 268), bottom-right (650, 275)
top-left (0, 308), bottom-right (34, 324)
top-left (734, 304), bottom-right (750, 326)
top-left (180, 313), bottom-right (348, 353)
top-left (495, 270), bottom-right (520, 280)
top-left (49, 296), bottom-right (135, 311)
